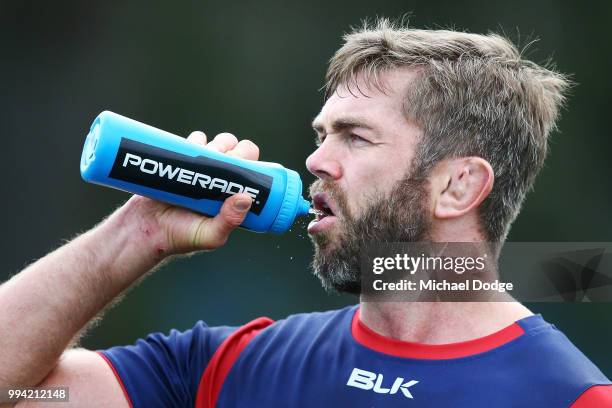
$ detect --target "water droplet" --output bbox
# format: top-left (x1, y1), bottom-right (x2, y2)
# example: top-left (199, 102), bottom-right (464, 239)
top-left (309, 208), bottom-right (325, 216)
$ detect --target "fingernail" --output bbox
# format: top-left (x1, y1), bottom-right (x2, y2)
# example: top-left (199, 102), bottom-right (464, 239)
top-left (233, 197), bottom-right (252, 211)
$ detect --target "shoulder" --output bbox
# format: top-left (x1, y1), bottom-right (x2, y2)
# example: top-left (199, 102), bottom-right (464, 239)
top-left (512, 314), bottom-right (611, 405)
top-left (195, 304), bottom-right (357, 362)
top-left (268, 304), bottom-right (357, 332)
top-left (233, 304), bottom-right (358, 350)
top-left (194, 305), bottom-right (357, 408)
top-left (517, 315), bottom-right (608, 380)
top-left (98, 321), bottom-right (241, 408)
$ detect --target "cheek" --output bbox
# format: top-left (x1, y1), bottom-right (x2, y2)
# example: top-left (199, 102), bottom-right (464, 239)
top-left (361, 151), bottom-right (406, 184)
top-left (350, 150), bottom-right (415, 211)
top-left (342, 161), bottom-right (393, 215)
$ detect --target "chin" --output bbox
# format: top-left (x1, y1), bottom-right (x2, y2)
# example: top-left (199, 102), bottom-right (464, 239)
top-left (311, 230), bottom-right (340, 252)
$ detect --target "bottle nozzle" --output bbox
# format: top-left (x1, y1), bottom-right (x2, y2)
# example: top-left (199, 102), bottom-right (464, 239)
top-left (298, 197), bottom-right (311, 216)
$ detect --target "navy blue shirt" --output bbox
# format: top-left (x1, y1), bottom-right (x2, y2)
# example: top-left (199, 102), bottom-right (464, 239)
top-left (100, 305), bottom-right (611, 407)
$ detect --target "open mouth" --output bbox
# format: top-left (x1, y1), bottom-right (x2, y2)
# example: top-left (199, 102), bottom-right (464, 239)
top-left (308, 192), bottom-right (339, 234)
top-left (314, 197), bottom-right (334, 220)
top-left (312, 193), bottom-right (336, 220)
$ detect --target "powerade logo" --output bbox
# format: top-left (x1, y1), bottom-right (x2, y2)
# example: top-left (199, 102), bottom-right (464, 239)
top-left (347, 368), bottom-right (419, 399)
top-left (109, 138), bottom-right (272, 215)
top-left (121, 153), bottom-right (261, 198)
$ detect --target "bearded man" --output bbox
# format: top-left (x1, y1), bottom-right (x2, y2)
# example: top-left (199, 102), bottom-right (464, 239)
top-left (1, 19), bottom-right (610, 407)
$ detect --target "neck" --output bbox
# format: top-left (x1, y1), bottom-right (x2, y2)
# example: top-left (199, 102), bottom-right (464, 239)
top-left (358, 300), bottom-right (532, 344)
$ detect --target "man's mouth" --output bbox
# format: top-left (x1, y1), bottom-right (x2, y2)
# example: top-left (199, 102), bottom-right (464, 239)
top-left (307, 192), bottom-right (339, 234)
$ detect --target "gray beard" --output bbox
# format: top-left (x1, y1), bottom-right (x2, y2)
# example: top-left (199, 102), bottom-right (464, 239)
top-left (309, 174), bottom-right (431, 295)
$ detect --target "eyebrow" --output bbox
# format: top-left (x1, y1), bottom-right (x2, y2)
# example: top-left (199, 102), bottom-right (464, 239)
top-left (311, 116), bottom-right (375, 134)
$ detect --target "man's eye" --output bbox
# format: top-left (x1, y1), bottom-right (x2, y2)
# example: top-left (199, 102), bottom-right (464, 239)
top-left (314, 135), bottom-right (325, 147)
top-left (349, 134), bottom-right (369, 146)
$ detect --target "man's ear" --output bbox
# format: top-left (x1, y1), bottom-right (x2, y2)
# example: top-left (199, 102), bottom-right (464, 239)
top-left (431, 157), bottom-right (494, 219)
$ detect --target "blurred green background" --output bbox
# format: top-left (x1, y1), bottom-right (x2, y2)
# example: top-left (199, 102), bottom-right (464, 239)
top-left (1, 0), bottom-right (610, 376)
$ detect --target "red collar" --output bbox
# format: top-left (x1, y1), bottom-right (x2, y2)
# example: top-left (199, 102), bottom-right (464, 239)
top-left (351, 307), bottom-right (525, 360)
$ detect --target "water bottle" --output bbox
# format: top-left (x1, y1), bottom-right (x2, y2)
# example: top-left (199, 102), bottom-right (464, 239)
top-left (80, 111), bottom-right (311, 233)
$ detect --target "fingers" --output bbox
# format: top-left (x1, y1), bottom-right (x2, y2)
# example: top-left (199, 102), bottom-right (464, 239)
top-left (226, 139), bottom-right (260, 161)
top-left (194, 193), bottom-right (252, 249)
top-left (187, 131), bottom-right (207, 145)
top-left (187, 131), bottom-right (260, 161)
top-left (206, 132), bottom-right (239, 153)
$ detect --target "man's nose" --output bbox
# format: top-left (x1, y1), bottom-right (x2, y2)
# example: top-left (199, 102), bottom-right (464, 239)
top-left (305, 143), bottom-right (342, 181)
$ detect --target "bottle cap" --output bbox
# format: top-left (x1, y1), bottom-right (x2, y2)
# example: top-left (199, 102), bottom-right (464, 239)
top-left (269, 169), bottom-right (310, 233)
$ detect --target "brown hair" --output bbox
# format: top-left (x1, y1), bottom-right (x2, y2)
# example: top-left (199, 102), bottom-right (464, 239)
top-left (325, 18), bottom-right (571, 242)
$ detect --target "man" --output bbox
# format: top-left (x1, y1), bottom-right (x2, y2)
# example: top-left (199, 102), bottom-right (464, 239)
top-left (0, 19), bottom-right (610, 407)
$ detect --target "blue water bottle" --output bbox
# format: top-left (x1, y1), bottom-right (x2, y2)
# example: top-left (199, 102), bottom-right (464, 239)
top-left (80, 111), bottom-right (311, 233)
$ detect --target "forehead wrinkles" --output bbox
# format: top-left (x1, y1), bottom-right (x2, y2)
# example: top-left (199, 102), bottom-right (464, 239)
top-left (317, 86), bottom-right (397, 131)
top-left (324, 70), bottom-right (419, 128)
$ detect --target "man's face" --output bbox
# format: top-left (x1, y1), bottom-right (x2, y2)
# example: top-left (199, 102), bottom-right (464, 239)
top-left (306, 69), bottom-right (432, 294)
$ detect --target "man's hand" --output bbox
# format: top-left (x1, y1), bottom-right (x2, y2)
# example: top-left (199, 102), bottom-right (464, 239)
top-left (117, 131), bottom-right (260, 255)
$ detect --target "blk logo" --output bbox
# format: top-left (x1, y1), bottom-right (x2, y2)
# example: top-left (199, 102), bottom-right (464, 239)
top-left (347, 368), bottom-right (419, 399)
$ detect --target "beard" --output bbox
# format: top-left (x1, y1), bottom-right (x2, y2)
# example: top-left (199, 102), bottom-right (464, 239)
top-left (309, 171), bottom-right (432, 295)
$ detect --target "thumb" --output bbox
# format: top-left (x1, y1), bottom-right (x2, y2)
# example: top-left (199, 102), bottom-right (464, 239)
top-left (198, 193), bottom-right (252, 249)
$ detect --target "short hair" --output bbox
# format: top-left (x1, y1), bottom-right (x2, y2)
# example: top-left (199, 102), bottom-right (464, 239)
top-left (325, 18), bottom-right (571, 242)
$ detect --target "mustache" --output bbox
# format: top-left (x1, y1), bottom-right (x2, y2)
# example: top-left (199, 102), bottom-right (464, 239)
top-left (308, 179), bottom-right (332, 197)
